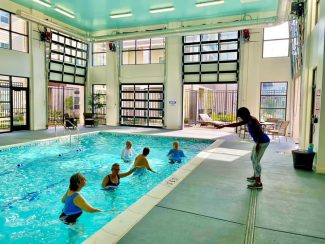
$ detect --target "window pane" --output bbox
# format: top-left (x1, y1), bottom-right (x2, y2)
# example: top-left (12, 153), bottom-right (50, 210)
top-left (202, 53), bottom-right (218, 62)
top-left (220, 32), bottom-right (238, 40)
top-left (202, 33), bottom-right (218, 41)
top-left (261, 96), bottom-right (287, 108)
top-left (184, 54), bottom-right (199, 63)
top-left (219, 52), bottom-right (237, 61)
top-left (260, 108), bottom-right (286, 121)
top-left (264, 22), bottom-right (289, 40)
top-left (136, 39), bottom-right (150, 50)
top-left (185, 35), bottom-right (200, 43)
top-left (184, 45), bottom-right (199, 53)
top-left (122, 51), bottom-right (135, 64)
top-left (0, 29), bottom-right (9, 49)
top-left (151, 38), bottom-right (164, 49)
top-left (136, 50), bottom-right (150, 64)
top-left (151, 49), bottom-right (164, 63)
top-left (12, 77), bottom-right (28, 87)
top-left (0, 10), bottom-right (9, 30)
top-left (220, 42), bottom-right (238, 50)
top-left (202, 43), bottom-right (218, 52)
top-left (11, 14), bottom-right (27, 35)
top-left (93, 42), bottom-right (107, 52)
top-left (123, 40), bottom-right (135, 51)
top-left (261, 82), bottom-right (287, 95)
top-left (263, 40), bottom-right (289, 58)
top-left (93, 53), bottom-right (106, 66)
top-left (11, 33), bottom-right (28, 52)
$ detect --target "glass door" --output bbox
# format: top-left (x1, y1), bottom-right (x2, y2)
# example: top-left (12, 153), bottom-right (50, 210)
top-left (11, 77), bottom-right (29, 131)
top-left (0, 76), bottom-right (11, 133)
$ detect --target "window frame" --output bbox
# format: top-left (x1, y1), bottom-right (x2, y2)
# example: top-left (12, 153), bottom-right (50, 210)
top-left (0, 8), bottom-right (29, 53)
top-left (92, 42), bottom-right (107, 66)
top-left (262, 22), bottom-right (289, 58)
top-left (121, 38), bottom-right (165, 65)
top-left (259, 81), bottom-right (288, 121)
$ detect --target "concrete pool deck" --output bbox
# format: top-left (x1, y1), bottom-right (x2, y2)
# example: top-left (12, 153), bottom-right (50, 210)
top-left (1, 126), bottom-right (325, 243)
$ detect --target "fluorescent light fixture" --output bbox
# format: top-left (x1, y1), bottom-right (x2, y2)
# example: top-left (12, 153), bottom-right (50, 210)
top-left (54, 8), bottom-right (75, 19)
top-left (149, 7), bottom-right (175, 14)
top-left (32, 0), bottom-right (51, 8)
top-left (196, 0), bottom-right (224, 7)
top-left (110, 12), bottom-right (132, 19)
top-left (240, 0), bottom-right (258, 2)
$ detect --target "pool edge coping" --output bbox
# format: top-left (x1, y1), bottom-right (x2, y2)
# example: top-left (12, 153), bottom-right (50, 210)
top-left (83, 137), bottom-right (224, 244)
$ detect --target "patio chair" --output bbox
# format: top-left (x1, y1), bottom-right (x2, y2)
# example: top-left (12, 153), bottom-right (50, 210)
top-left (64, 113), bottom-right (77, 129)
top-left (198, 114), bottom-right (222, 128)
top-left (268, 121), bottom-right (290, 142)
top-left (83, 113), bottom-right (97, 127)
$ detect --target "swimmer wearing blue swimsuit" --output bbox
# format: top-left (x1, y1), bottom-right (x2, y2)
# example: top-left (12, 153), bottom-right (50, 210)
top-left (167, 142), bottom-right (186, 164)
top-left (60, 173), bottom-right (102, 224)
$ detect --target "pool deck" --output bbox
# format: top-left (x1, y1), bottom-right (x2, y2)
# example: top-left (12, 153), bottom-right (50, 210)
top-left (1, 126), bottom-right (325, 244)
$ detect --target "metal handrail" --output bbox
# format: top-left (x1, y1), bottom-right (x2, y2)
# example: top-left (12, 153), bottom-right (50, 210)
top-left (64, 119), bottom-right (80, 146)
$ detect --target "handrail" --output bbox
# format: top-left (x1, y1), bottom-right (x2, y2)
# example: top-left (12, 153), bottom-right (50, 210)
top-left (64, 119), bottom-right (80, 146)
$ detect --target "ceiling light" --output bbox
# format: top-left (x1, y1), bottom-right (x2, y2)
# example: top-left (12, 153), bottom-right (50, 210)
top-left (54, 8), bottom-right (75, 19)
top-left (149, 7), bottom-right (175, 14)
top-left (32, 0), bottom-right (51, 8)
top-left (110, 12), bottom-right (132, 19)
top-left (196, 0), bottom-right (224, 7)
top-left (240, 0), bottom-right (258, 2)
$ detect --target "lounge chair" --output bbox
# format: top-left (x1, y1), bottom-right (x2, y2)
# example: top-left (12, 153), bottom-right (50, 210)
top-left (198, 114), bottom-right (222, 128)
top-left (269, 121), bottom-right (290, 142)
top-left (64, 113), bottom-right (77, 129)
top-left (83, 113), bottom-right (97, 127)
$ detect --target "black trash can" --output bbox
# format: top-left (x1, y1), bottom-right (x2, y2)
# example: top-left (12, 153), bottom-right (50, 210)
top-left (292, 150), bottom-right (315, 171)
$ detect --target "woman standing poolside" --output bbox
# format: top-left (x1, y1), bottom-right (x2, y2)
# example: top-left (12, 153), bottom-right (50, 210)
top-left (60, 173), bottom-right (102, 224)
top-left (102, 163), bottom-right (135, 188)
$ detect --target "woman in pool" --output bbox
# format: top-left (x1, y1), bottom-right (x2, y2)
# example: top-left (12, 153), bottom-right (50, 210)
top-left (102, 163), bottom-right (135, 189)
top-left (167, 141), bottom-right (186, 164)
top-left (60, 173), bottom-right (102, 224)
top-left (121, 141), bottom-right (136, 163)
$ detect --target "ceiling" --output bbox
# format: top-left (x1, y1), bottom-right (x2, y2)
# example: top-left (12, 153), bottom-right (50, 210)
top-left (11, 0), bottom-right (279, 33)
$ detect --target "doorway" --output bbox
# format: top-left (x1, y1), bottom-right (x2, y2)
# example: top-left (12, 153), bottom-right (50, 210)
top-left (0, 75), bottom-right (29, 133)
top-left (48, 83), bottom-right (84, 127)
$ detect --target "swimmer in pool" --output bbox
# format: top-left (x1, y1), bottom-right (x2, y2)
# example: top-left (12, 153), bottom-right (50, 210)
top-left (121, 141), bottom-right (135, 163)
top-left (102, 163), bottom-right (135, 189)
top-left (167, 141), bottom-right (186, 164)
top-left (59, 173), bottom-right (102, 224)
top-left (133, 147), bottom-right (156, 173)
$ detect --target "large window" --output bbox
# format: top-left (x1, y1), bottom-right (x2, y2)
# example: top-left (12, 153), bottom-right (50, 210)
top-left (92, 42), bottom-right (107, 66)
top-left (0, 9), bottom-right (28, 52)
top-left (48, 32), bottom-right (88, 84)
top-left (263, 22), bottom-right (289, 58)
top-left (120, 84), bottom-right (164, 127)
top-left (183, 32), bottom-right (240, 83)
top-left (260, 82), bottom-right (288, 121)
top-left (122, 38), bottom-right (165, 65)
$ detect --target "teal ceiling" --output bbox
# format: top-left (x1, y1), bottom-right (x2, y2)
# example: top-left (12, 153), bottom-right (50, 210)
top-left (10, 0), bottom-right (279, 32)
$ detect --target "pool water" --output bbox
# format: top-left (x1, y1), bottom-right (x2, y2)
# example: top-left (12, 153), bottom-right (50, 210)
top-left (0, 132), bottom-right (212, 243)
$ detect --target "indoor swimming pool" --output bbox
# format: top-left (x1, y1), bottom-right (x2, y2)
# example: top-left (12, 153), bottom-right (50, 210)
top-left (0, 132), bottom-right (212, 243)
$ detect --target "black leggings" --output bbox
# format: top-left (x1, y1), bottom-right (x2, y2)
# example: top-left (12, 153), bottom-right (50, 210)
top-left (59, 212), bottom-right (82, 224)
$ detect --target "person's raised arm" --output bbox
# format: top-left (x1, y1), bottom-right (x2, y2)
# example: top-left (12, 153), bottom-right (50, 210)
top-left (145, 159), bottom-right (156, 173)
top-left (101, 175), bottom-right (108, 188)
top-left (215, 120), bottom-right (246, 129)
top-left (74, 195), bottom-right (102, 213)
top-left (119, 167), bottom-right (136, 178)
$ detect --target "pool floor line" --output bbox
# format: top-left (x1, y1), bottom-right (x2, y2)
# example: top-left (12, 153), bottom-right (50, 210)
top-left (156, 205), bottom-right (245, 226)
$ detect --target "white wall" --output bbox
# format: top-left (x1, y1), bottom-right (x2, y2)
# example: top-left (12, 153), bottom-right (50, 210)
top-left (239, 28), bottom-right (292, 125)
top-left (301, 0), bottom-right (325, 173)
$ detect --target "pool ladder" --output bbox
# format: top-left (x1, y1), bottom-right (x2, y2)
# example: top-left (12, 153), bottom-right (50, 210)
top-left (63, 119), bottom-right (80, 147)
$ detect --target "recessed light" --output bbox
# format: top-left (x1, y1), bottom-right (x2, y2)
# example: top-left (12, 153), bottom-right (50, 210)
top-left (196, 0), bottom-right (224, 7)
top-left (110, 12), bottom-right (132, 19)
top-left (54, 8), bottom-right (75, 19)
top-left (32, 0), bottom-right (51, 8)
top-left (149, 7), bottom-right (175, 14)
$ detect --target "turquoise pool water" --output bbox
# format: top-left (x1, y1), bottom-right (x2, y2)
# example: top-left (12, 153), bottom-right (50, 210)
top-left (0, 132), bottom-right (212, 243)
